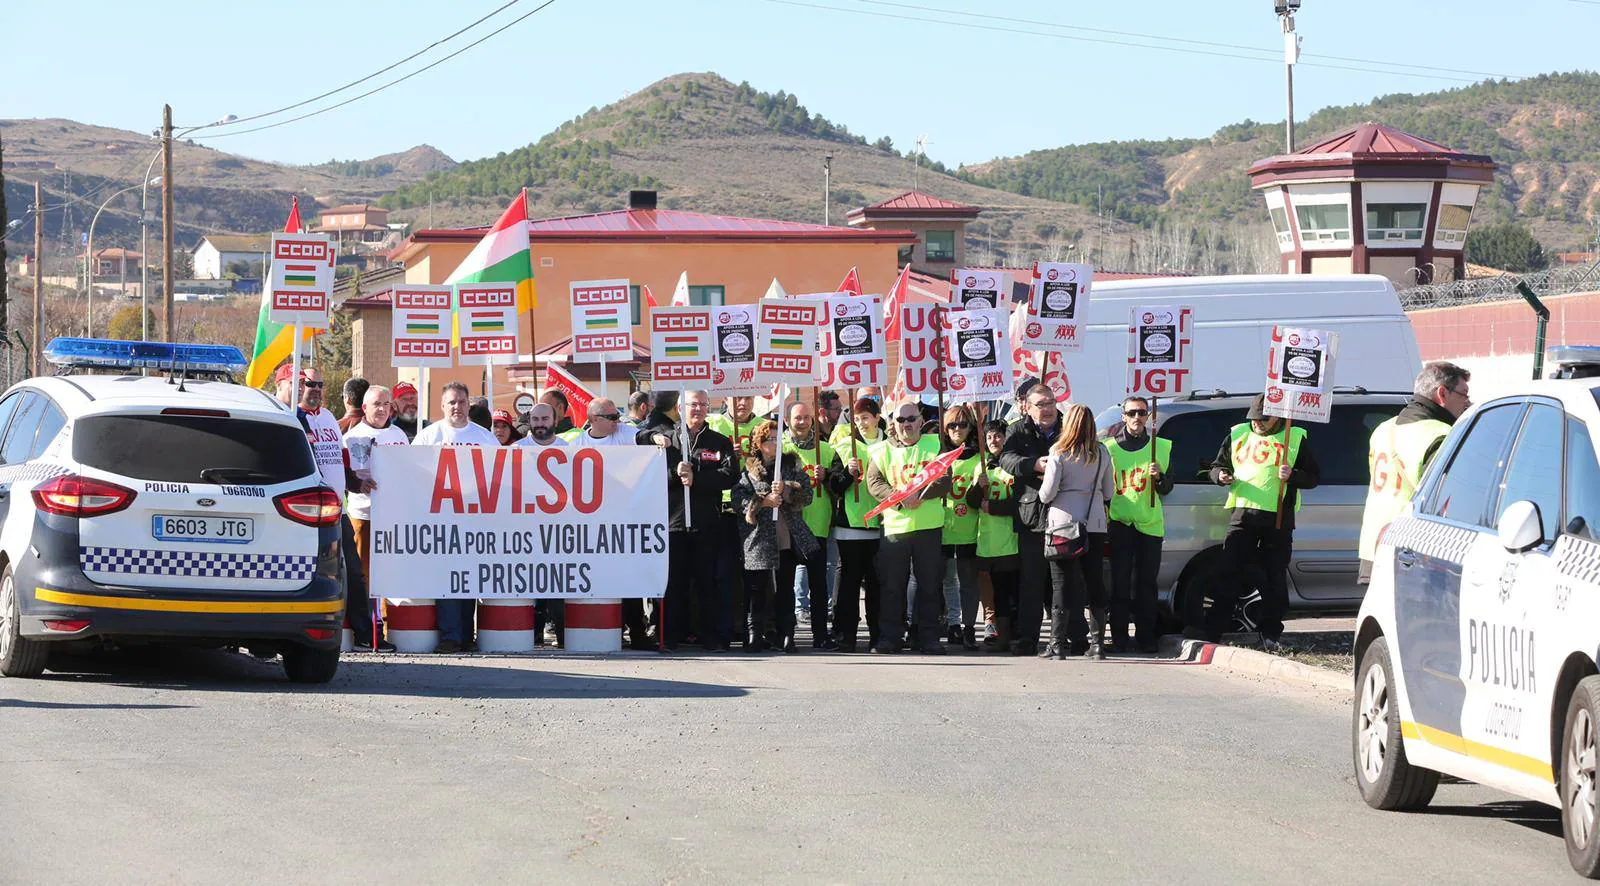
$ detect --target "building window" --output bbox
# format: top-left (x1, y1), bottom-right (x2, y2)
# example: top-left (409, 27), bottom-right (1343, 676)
top-left (898, 244), bottom-right (914, 266)
top-left (1268, 206), bottom-right (1294, 251)
top-left (1294, 204), bottom-right (1351, 243)
top-left (1366, 203), bottom-right (1427, 244)
top-left (925, 230), bottom-right (956, 263)
top-left (689, 285), bottom-right (724, 307)
top-left (1435, 203), bottom-right (1474, 246)
top-left (628, 285), bottom-right (643, 326)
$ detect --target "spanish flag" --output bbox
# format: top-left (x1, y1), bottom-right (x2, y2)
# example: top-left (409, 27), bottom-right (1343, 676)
top-left (244, 197), bottom-right (319, 389)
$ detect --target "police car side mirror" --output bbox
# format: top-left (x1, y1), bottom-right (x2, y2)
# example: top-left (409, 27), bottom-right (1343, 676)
top-left (1497, 500), bottom-right (1545, 553)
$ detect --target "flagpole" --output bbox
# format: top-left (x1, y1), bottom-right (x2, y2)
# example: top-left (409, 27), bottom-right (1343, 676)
top-left (290, 320), bottom-right (303, 412)
top-left (774, 392), bottom-right (784, 522)
top-left (1275, 418), bottom-right (1293, 530)
top-left (680, 418), bottom-right (693, 530)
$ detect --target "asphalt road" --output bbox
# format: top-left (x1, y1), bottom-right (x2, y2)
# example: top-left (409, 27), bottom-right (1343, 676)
top-left (0, 647), bottom-right (1579, 885)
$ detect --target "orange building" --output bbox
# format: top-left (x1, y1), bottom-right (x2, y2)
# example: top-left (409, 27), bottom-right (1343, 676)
top-left (347, 191), bottom-right (915, 416)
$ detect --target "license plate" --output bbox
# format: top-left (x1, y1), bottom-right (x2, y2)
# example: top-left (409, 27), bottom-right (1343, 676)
top-left (152, 515), bottom-right (255, 544)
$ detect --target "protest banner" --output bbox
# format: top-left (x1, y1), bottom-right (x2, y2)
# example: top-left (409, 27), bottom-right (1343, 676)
top-left (815, 294), bottom-right (886, 388)
top-left (942, 307), bottom-right (1014, 403)
top-left (1023, 262), bottom-right (1093, 353)
top-left (754, 298), bottom-right (821, 384)
top-left (455, 283), bottom-right (520, 366)
top-left (1126, 304), bottom-right (1194, 398)
top-left (899, 303), bottom-right (952, 395)
top-left (648, 306), bottom-right (714, 389)
top-left (862, 447), bottom-right (966, 522)
top-left (544, 362), bottom-right (594, 426)
top-left (1264, 325), bottom-right (1337, 424)
top-left (711, 303), bottom-right (768, 397)
top-left (953, 268), bottom-right (1011, 311)
top-left (389, 285), bottom-right (454, 369)
top-left (369, 446), bottom-right (668, 599)
top-left (267, 232), bottom-right (335, 327)
top-left (569, 279), bottom-right (634, 366)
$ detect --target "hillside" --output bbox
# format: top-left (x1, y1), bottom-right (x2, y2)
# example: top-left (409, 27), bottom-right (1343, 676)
top-left (959, 71), bottom-right (1600, 250)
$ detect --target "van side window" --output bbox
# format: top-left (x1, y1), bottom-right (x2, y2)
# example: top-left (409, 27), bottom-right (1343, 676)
top-left (1421, 403), bottom-right (1521, 528)
top-left (1565, 418), bottom-right (1600, 541)
top-left (1158, 407), bottom-right (1245, 484)
top-left (1495, 404), bottom-right (1564, 543)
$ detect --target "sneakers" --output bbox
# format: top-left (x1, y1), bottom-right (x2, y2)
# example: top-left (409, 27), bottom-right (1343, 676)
top-left (982, 621), bottom-right (997, 640)
top-left (436, 639), bottom-right (462, 654)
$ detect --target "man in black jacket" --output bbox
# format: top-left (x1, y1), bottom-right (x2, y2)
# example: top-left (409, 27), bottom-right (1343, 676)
top-left (997, 386), bottom-right (1062, 655)
top-left (640, 390), bottom-right (739, 650)
top-left (1202, 394), bottom-right (1322, 649)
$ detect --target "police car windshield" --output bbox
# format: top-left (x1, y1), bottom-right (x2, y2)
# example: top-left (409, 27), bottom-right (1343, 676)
top-left (73, 414), bottom-right (315, 485)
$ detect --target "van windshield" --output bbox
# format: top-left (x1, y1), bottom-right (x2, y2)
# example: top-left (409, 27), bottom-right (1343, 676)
top-left (73, 414), bottom-right (315, 485)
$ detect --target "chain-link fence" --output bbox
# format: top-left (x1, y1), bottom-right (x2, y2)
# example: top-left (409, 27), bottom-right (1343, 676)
top-left (1399, 261), bottom-right (1600, 310)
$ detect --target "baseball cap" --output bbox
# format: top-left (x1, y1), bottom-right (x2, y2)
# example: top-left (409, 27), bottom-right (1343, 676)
top-left (393, 382), bottom-right (417, 398)
top-left (273, 363), bottom-right (313, 385)
top-left (492, 409), bottom-right (514, 425)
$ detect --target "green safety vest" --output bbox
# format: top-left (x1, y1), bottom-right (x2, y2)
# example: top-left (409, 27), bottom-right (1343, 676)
top-left (976, 462), bottom-right (1018, 559)
top-left (1225, 423), bottom-right (1307, 513)
top-left (707, 413), bottom-right (763, 505)
top-left (874, 435), bottom-right (945, 537)
top-left (1358, 417), bottom-right (1450, 560)
top-left (783, 434), bottom-right (836, 539)
top-left (839, 436), bottom-right (886, 530)
top-left (1105, 436), bottom-right (1172, 537)
top-left (557, 428), bottom-right (584, 444)
top-left (941, 452), bottom-right (984, 545)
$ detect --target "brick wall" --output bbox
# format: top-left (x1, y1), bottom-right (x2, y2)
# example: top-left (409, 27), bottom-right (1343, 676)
top-left (351, 311), bottom-right (398, 389)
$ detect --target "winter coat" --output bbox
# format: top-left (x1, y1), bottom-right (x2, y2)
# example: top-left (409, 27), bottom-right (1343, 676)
top-left (731, 457), bottom-right (820, 569)
top-left (1039, 443), bottom-right (1114, 536)
top-left (998, 416), bottom-right (1061, 534)
top-left (639, 410), bottom-right (738, 532)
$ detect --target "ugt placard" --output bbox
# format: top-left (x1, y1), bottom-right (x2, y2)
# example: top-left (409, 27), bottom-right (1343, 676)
top-left (942, 307), bottom-right (1013, 403)
top-left (953, 268), bottom-right (1011, 311)
top-left (268, 233), bottom-right (336, 328)
top-left (1126, 304), bottom-right (1194, 398)
top-left (1023, 262), bottom-right (1093, 353)
top-left (711, 304), bottom-right (767, 397)
top-left (1264, 326), bottom-right (1338, 423)
top-left (816, 294), bottom-right (886, 389)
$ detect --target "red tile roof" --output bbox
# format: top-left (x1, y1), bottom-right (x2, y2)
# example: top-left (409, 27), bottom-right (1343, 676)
top-left (1247, 122), bottom-right (1495, 180)
top-left (846, 191), bottom-right (981, 222)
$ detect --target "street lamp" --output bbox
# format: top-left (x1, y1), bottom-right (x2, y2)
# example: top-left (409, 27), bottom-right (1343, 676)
top-left (823, 153), bottom-right (833, 226)
top-left (86, 177), bottom-right (159, 337)
top-left (1276, 0), bottom-right (1302, 153)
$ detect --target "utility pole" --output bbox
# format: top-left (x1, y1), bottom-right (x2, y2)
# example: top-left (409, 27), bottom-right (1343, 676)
top-left (1276, 1), bottom-right (1302, 153)
top-left (33, 182), bottom-right (43, 377)
top-left (161, 104), bottom-right (174, 342)
top-left (823, 153), bottom-right (833, 226)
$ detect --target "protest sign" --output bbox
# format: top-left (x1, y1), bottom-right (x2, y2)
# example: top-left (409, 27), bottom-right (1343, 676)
top-left (268, 232), bottom-right (335, 327)
top-left (1264, 326), bottom-right (1338, 423)
top-left (369, 446), bottom-right (668, 599)
top-left (942, 307), bottom-right (1014, 403)
top-left (456, 283), bottom-right (520, 366)
top-left (649, 306), bottom-right (714, 390)
top-left (754, 298), bottom-right (821, 384)
top-left (899, 303), bottom-right (951, 395)
top-left (1023, 262), bottom-right (1093, 353)
top-left (953, 268), bottom-right (1010, 311)
top-left (544, 362), bottom-right (595, 426)
top-left (390, 285), bottom-right (453, 369)
top-left (569, 279), bottom-right (633, 363)
top-left (1126, 304), bottom-right (1194, 398)
top-left (711, 304), bottom-right (768, 396)
top-left (816, 294), bottom-right (887, 388)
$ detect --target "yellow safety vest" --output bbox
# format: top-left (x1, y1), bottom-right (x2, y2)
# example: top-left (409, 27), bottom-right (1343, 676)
top-left (976, 462), bottom-right (1018, 559)
top-left (1225, 424), bottom-right (1307, 513)
top-left (874, 436), bottom-right (945, 537)
top-left (941, 452), bottom-right (984, 546)
top-left (1105, 436), bottom-right (1172, 537)
top-left (783, 434), bottom-right (836, 539)
top-left (1358, 417), bottom-right (1451, 560)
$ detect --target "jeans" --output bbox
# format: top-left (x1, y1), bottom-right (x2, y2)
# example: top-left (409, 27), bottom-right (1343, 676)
top-left (942, 543), bottom-right (979, 628)
top-left (1108, 521), bottom-right (1163, 647)
top-left (876, 529), bottom-right (946, 650)
top-left (833, 537), bottom-right (882, 647)
top-left (436, 599), bottom-right (475, 646)
top-left (794, 536), bottom-right (837, 613)
top-left (798, 547), bottom-right (828, 644)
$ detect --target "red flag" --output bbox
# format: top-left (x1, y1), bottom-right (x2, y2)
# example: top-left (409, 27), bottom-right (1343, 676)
top-left (836, 267), bottom-right (862, 295)
top-left (642, 284), bottom-right (659, 309)
top-left (543, 362), bottom-right (595, 427)
top-left (862, 447), bottom-right (966, 522)
top-left (284, 196), bottom-right (303, 234)
top-left (882, 265), bottom-right (911, 343)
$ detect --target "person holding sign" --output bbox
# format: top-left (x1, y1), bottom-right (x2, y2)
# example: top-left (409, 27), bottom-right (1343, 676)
top-left (731, 421), bottom-right (818, 653)
top-left (976, 419), bottom-right (1020, 650)
top-left (413, 382), bottom-right (499, 653)
top-left (830, 397), bottom-right (887, 652)
top-left (1203, 394), bottom-right (1322, 650)
top-left (865, 401), bottom-right (954, 655)
top-left (1103, 396), bottom-right (1173, 654)
top-left (939, 405), bottom-right (986, 651)
top-left (783, 401), bottom-right (852, 651)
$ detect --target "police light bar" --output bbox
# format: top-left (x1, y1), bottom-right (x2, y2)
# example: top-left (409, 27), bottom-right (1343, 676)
top-left (44, 338), bottom-right (248, 374)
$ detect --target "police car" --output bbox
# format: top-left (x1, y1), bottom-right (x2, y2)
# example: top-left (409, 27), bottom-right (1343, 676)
top-left (1354, 350), bottom-right (1600, 877)
top-left (0, 339), bottom-right (343, 683)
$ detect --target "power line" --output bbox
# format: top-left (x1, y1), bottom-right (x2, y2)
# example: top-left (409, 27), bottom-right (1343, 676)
top-left (193, 0), bottom-right (560, 141)
top-left (186, 0), bottom-right (527, 132)
top-left (763, 0), bottom-right (1495, 84)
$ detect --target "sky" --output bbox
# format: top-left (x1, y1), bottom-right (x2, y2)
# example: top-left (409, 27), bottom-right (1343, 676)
top-left (4, 0), bottom-right (1595, 169)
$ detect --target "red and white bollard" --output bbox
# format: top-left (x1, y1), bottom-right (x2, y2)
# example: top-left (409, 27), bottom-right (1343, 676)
top-left (340, 611), bottom-right (354, 653)
top-left (476, 599), bottom-right (537, 653)
top-left (386, 599), bottom-right (438, 653)
top-left (563, 600), bottom-right (622, 653)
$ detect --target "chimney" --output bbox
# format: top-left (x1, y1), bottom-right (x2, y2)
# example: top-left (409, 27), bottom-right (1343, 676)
top-left (628, 189), bottom-right (658, 211)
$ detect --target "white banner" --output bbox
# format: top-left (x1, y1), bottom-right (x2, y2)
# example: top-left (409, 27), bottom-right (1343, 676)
top-left (711, 303), bottom-right (767, 397)
top-left (953, 268), bottom-right (1010, 311)
top-left (1126, 304), bottom-right (1194, 398)
top-left (816, 294), bottom-right (887, 389)
top-left (456, 283), bottom-right (520, 366)
top-left (390, 285), bottom-right (454, 369)
top-left (1264, 326), bottom-right (1338, 423)
top-left (754, 297), bottom-right (821, 384)
top-left (369, 446), bottom-right (668, 599)
top-left (267, 232), bottom-right (335, 328)
top-left (943, 307), bottom-right (1013, 403)
top-left (899, 303), bottom-right (952, 395)
top-left (570, 278), bottom-right (633, 363)
top-left (648, 306), bottom-right (714, 390)
top-left (1023, 261), bottom-right (1093, 353)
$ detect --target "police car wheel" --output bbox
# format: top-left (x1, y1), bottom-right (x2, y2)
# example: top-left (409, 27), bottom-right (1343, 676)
top-left (1561, 676), bottom-right (1600, 878)
top-left (1352, 636), bottom-right (1438, 810)
top-left (282, 646), bottom-right (340, 684)
top-left (0, 565), bottom-right (47, 678)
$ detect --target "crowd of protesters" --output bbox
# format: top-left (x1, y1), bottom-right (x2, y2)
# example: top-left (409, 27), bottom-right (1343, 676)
top-left (279, 359), bottom-right (1475, 659)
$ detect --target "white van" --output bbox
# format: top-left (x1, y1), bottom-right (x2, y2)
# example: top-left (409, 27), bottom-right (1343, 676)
top-left (1060, 274), bottom-right (1422, 413)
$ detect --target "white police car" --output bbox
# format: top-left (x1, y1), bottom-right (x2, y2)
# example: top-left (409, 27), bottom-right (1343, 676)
top-left (1353, 356), bottom-right (1600, 876)
top-left (0, 339), bottom-right (344, 683)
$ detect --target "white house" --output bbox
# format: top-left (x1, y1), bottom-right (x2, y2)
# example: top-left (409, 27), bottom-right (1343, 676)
top-left (192, 234), bottom-right (271, 280)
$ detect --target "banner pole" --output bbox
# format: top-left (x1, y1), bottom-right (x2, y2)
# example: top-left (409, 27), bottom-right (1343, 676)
top-left (1275, 417), bottom-right (1293, 530)
top-left (1148, 396), bottom-right (1158, 507)
top-left (290, 320), bottom-right (303, 411)
top-left (681, 418), bottom-right (693, 530)
top-left (774, 391), bottom-right (784, 522)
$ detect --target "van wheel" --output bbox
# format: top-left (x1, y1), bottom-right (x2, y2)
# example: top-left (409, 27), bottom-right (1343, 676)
top-left (282, 646), bottom-right (339, 684)
top-left (0, 566), bottom-right (47, 678)
top-left (1562, 676), bottom-right (1600, 878)
top-left (1352, 636), bottom-right (1437, 810)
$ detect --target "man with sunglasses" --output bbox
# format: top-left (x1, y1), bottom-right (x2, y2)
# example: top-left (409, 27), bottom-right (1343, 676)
top-left (1104, 396), bottom-right (1173, 653)
top-left (1357, 362), bottom-right (1472, 586)
top-left (866, 401), bottom-right (954, 654)
top-left (566, 396), bottom-right (655, 649)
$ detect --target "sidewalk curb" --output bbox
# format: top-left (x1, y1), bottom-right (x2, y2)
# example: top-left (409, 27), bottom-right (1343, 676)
top-left (1158, 635), bottom-right (1353, 695)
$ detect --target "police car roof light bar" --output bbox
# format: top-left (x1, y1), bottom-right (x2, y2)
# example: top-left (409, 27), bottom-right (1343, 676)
top-left (43, 338), bottom-right (248, 376)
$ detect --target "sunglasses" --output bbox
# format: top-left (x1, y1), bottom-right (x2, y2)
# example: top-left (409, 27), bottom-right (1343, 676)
top-left (895, 416), bottom-right (920, 425)
top-left (946, 421), bottom-right (970, 430)
top-left (594, 412), bottom-right (622, 421)
top-left (1124, 409), bottom-right (1148, 417)
top-left (301, 381), bottom-right (324, 389)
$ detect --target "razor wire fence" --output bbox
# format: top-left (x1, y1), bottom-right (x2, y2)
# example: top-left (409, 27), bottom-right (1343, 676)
top-left (1399, 261), bottom-right (1600, 310)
